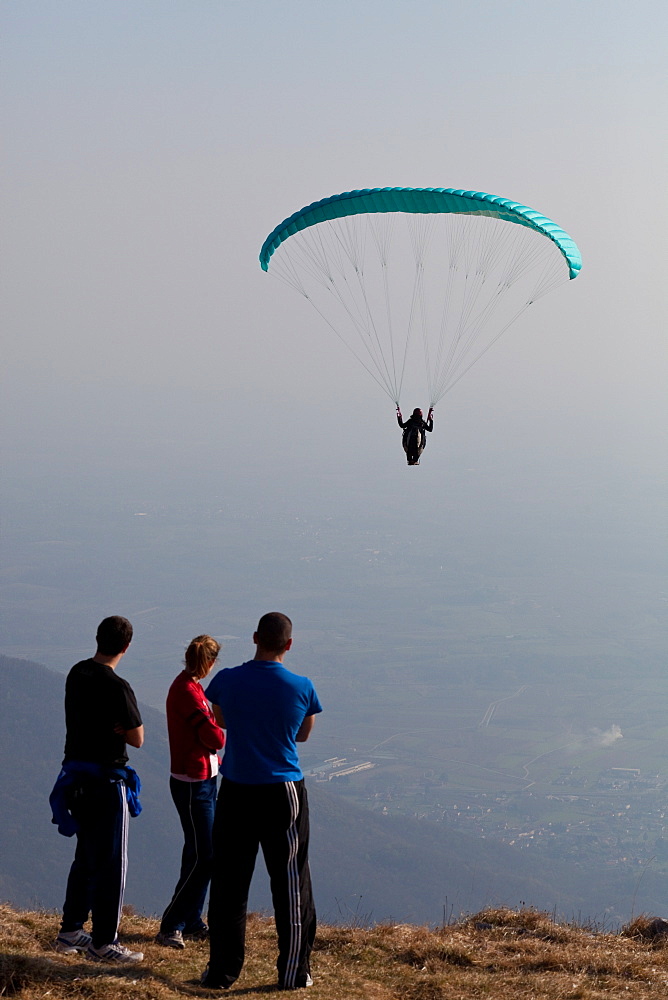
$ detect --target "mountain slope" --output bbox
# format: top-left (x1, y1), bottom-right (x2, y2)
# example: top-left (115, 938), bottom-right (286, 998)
top-left (3, 903), bottom-right (668, 1000)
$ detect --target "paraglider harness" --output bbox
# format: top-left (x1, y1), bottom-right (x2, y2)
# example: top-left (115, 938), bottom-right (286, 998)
top-left (397, 407), bottom-right (433, 466)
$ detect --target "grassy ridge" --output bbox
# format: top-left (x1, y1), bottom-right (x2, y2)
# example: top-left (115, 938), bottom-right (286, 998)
top-left (2, 904), bottom-right (668, 999)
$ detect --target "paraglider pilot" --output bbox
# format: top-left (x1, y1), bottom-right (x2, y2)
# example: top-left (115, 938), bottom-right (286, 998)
top-left (397, 406), bottom-right (433, 466)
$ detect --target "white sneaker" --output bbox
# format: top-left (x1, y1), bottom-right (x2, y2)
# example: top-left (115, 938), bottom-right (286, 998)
top-left (87, 940), bottom-right (143, 963)
top-left (54, 929), bottom-right (92, 954)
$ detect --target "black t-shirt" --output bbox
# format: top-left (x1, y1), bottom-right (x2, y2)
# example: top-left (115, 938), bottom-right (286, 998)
top-left (63, 658), bottom-right (143, 767)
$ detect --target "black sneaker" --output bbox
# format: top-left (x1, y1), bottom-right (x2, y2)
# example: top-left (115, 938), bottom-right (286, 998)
top-left (155, 929), bottom-right (185, 949)
top-left (184, 923), bottom-right (208, 941)
top-left (201, 963), bottom-right (230, 989)
top-left (278, 974), bottom-right (314, 989)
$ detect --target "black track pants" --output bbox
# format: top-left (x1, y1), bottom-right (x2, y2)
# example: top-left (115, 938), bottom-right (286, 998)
top-left (207, 778), bottom-right (316, 988)
top-left (61, 777), bottom-right (129, 948)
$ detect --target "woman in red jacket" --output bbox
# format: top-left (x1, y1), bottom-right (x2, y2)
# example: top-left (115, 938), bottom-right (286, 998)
top-left (156, 635), bottom-right (225, 949)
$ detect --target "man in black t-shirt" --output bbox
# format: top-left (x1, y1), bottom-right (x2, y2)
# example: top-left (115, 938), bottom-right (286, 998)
top-left (54, 616), bottom-right (145, 964)
top-left (64, 656), bottom-right (141, 766)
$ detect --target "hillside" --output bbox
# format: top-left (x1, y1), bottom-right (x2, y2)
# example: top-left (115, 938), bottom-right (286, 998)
top-left (1, 654), bottom-right (605, 924)
top-left (2, 903), bottom-right (668, 999)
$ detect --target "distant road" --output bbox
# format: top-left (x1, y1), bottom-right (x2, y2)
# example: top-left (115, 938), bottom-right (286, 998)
top-left (478, 686), bottom-right (529, 727)
top-left (520, 738), bottom-right (586, 786)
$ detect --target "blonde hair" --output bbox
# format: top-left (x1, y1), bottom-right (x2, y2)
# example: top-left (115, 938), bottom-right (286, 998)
top-left (184, 634), bottom-right (221, 680)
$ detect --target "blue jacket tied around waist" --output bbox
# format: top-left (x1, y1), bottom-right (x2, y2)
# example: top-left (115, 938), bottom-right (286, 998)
top-left (49, 761), bottom-right (142, 837)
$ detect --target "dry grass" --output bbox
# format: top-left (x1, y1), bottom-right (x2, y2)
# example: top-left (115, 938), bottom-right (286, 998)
top-left (2, 903), bottom-right (668, 999)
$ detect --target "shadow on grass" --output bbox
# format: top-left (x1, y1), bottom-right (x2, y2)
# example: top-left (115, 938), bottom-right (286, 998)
top-left (195, 984), bottom-right (284, 996)
top-left (1, 952), bottom-right (295, 998)
top-left (0, 950), bottom-right (201, 997)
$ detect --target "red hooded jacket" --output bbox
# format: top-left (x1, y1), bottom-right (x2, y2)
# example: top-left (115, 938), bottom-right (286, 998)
top-left (166, 671), bottom-right (225, 780)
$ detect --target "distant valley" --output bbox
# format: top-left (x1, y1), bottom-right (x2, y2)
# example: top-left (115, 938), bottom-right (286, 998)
top-left (3, 654), bottom-right (668, 926)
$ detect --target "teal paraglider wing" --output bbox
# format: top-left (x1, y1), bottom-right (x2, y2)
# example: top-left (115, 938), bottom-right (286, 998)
top-left (259, 187), bottom-right (581, 407)
top-left (259, 187), bottom-right (581, 279)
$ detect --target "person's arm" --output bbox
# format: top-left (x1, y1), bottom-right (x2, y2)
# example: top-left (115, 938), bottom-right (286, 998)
top-left (114, 683), bottom-right (143, 747)
top-left (197, 712), bottom-right (225, 750)
top-left (396, 406), bottom-right (405, 429)
top-left (212, 703), bottom-right (226, 729)
top-left (296, 714), bottom-right (315, 742)
top-left (125, 725), bottom-right (144, 748)
top-left (183, 685), bottom-right (225, 750)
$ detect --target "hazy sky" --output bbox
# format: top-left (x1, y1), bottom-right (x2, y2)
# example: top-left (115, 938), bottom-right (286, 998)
top-left (4, 0), bottom-right (666, 398)
top-left (2, 1), bottom-right (666, 695)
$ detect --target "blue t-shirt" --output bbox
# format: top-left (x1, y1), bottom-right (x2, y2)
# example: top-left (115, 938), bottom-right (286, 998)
top-left (205, 660), bottom-right (322, 784)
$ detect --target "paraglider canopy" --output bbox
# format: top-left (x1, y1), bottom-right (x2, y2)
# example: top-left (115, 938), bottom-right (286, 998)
top-left (260, 187), bottom-right (581, 406)
top-left (260, 187), bottom-right (581, 278)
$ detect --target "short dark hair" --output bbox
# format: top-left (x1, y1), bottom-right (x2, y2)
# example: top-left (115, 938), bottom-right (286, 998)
top-left (96, 616), bottom-right (133, 656)
top-left (255, 612), bottom-right (292, 653)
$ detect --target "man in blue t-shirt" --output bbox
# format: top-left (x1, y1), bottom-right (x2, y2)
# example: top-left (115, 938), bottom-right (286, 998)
top-left (203, 612), bottom-right (322, 990)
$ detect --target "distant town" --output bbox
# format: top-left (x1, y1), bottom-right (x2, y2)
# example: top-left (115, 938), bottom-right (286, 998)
top-left (307, 757), bottom-right (668, 876)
